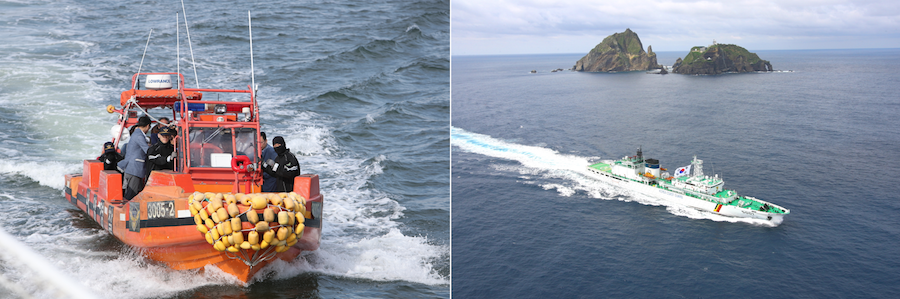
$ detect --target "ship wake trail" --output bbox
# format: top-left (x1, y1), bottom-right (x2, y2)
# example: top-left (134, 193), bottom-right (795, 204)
top-left (451, 127), bottom-right (777, 226)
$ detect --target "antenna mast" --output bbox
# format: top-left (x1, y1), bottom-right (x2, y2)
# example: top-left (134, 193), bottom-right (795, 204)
top-left (135, 29), bottom-right (153, 90)
top-left (181, 0), bottom-right (200, 88)
top-left (176, 13), bottom-right (180, 77)
top-left (248, 11), bottom-right (256, 99)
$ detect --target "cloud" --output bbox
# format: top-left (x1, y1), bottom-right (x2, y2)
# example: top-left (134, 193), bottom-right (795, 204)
top-left (452, 0), bottom-right (900, 55)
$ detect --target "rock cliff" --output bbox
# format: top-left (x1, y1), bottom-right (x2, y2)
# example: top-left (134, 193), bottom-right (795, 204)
top-left (672, 44), bottom-right (772, 75)
top-left (574, 29), bottom-right (661, 72)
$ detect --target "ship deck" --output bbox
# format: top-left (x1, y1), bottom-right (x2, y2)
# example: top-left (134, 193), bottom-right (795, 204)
top-left (588, 162), bottom-right (611, 172)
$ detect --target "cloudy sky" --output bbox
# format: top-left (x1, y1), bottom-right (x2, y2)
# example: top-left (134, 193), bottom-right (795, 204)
top-left (452, 0), bottom-right (900, 55)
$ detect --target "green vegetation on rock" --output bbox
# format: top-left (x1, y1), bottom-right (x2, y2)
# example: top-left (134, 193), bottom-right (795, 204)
top-left (673, 44), bottom-right (772, 75)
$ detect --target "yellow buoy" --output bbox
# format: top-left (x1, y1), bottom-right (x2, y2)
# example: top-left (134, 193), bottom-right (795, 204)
top-left (227, 203), bottom-right (240, 217)
top-left (227, 235), bottom-right (235, 246)
top-left (297, 203), bottom-right (307, 214)
top-left (275, 245), bottom-right (288, 253)
top-left (231, 217), bottom-right (241, 232)
top-left (196, 224), bottom-right (208, 234)
top-left (227, 245), bottom-right (239, 253)
top-left (269, 196), bottom-right (283, 206)
top-left (193, 214), bottom-right (202, 226)
top-left (205, 232), bottom-right (214, 245)
top-left (211, 228), bottom-right (220, 241)
top-left (209, 195), bottom-right (223, 211)
top-left (286, 232), bottom-right (297, 243)
top-left (264, 208), bottom-right (275, 223)
top-left (192, 200), bottom-right (203, 212)
top-left (214, 240), bottom-right (227, 251)
top-left (224, 194), bottom-right (237, 205)
top-left (189, 204), bottom-right (198, 216)
top-left (278, 227), bottom-right (292, 241)
top-left (240, 241), bottom-right (252, 250)
top-left (194, 192), bottom-right (206, 201)
top-left (232, 231), bottom-right (244, 244)
top-left (199, 209), bottom-right (209, 221)
top-left (239, 194), bottom-right (251, 206)
top-left (205, 218), bottom-right (215, 229)
top-left (248, 231), bottom-right (259, 245)
top-left (216, 222), bottom-right (225, 236)
top-left (210, 210), bottom-right (221, 223)
top-left (263, 230), bottom-right (275, 243)
top-left (251, 244), bottom-right (261, 251)
top-left (295, 223), bottom-right (305, 233)
top-left (277, 211), bottom-right (289, 226)
top-left (223, 220), bottom-right (233, 235)
top-left (284, 197), bottom-right (296, 211)
top-left (247, 209), bottom-right (259, 224)
top-left (251, 196), bottom-right (268, 210)
top-left (255, 221), bottom-right (269, 232)
top-left (259, 240), bottom-right (269, 249)
top-left (286, 238), bottom-right (298, 247)
top-left (216, 207), bottom-right (229, 223)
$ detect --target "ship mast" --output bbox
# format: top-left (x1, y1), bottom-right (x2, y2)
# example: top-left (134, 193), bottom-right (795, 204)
top-left (691, 156), bottom-right (704, 177)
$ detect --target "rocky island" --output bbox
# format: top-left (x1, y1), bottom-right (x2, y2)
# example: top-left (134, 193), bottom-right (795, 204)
top-left (574, 29), bottom-right (661, 72)
top-left (672, 43), bottom-right (772, 74)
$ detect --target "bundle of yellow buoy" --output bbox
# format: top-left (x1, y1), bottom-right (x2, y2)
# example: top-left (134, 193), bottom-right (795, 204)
top-left (188, 191), bottom-right (308, 254)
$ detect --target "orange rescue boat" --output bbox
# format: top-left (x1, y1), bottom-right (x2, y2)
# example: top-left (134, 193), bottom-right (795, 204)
top-left (63, 72), bottom-right (323, 283)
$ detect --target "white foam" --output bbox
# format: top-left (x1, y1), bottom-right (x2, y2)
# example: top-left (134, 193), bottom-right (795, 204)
top-left (452, 126), bottom-right (780, 227)
top-left (0, 160), bottom-right (82, 189)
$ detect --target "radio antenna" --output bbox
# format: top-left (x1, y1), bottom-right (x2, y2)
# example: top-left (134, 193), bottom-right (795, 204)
top-left (181, 0), bottom-right (200, 88)
top-left (176, 13), bottom-right (180, 78)
top-left (135, 29), bottom-right (152, 90)
top-left (248, 11), bottom-right (256, 99)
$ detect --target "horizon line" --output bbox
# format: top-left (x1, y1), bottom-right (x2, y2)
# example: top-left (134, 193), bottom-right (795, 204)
top-left (451, 47), bottom-right (900, 57)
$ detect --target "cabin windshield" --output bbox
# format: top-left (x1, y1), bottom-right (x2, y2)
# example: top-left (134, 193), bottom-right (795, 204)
top-left (187, 127), bottom-right (258, 168)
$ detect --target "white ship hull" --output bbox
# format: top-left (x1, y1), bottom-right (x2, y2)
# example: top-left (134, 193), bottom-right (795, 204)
top-left (585, 166), bottom-right (786, 223)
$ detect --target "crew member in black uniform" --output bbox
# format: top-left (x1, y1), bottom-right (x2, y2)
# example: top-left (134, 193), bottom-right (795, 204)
top-left (146, 126), bottom-right (177, 173)
top-left (262, 136), bottom-right (300, 192)
top-left (98, 142), bottom-right (123, 171)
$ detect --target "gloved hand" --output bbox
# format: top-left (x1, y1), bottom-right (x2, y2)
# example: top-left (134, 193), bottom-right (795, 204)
top-left (265, 159), bottom-right (275, 167)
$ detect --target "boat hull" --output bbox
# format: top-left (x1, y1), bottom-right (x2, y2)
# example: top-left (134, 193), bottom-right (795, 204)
top-left (64, 162), bottom-right (323, 283)
top-left (585, 168), bottom-right (785, 223)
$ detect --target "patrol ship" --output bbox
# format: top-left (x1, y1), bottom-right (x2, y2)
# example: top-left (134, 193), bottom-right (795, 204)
top-left (586, 149), bottom-right (789, 222)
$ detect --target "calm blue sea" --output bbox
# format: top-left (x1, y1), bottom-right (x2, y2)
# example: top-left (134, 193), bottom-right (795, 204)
top-left (452, 49), bottom-right (900, 297)
top-left (0, 0), bottom-right (448, 298)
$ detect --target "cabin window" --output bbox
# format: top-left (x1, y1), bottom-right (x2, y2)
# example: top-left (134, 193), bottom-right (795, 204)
top-left (187, 127), bottom-right (258, 167)
top-left (188, 127), bottom-right (234, 167)
top-left (233, 128), bottom-right (258, 163)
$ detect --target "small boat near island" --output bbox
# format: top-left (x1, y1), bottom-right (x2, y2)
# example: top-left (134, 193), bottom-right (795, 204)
top-left (586, 148), bottom-right (789, 223)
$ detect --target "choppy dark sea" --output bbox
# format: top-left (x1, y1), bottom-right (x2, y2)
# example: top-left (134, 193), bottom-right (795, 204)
top-left (0, 0), bottom-right (448, 298)
top-left (452, 49), bottom-right (900, 298)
